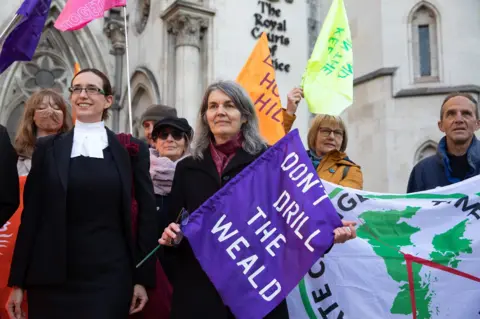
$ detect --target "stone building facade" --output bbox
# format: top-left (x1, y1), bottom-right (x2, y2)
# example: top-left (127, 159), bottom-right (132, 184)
top-left (0, 0), bottom-right (479, 193)
top-left (339, 0), bottom-right (480, 192)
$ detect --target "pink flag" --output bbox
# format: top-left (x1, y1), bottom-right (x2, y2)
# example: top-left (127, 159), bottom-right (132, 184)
top-left (54, 0), bottom-right (126, 32)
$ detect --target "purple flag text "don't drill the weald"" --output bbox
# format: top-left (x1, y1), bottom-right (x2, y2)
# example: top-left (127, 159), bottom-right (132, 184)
top-left (183, 129), bottom-right (342, 319)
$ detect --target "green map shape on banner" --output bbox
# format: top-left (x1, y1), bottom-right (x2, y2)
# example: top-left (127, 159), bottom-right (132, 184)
top-left (295, 187), bottom-right (477, 319)
top-left (357, 206), bottom-right (473, 319)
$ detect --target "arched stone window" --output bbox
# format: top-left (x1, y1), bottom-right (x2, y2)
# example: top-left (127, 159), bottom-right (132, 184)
top-left (125, 68), bottom-right (161, 136)
top-left (131, 87), bottom-right (153, 138)
top-left (415, 140), bottom-right (438, 164)
top-left (409, 3), bottom-right (440, 82)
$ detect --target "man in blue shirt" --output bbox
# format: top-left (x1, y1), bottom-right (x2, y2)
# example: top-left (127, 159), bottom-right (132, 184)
top-left (407, 93), bottom-right (480, 193)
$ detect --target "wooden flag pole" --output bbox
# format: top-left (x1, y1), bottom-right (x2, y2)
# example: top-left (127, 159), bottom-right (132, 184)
top-left (123, 6), bottom-right (133, 134)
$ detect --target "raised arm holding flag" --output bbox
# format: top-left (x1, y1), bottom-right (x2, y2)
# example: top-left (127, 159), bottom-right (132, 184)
top-left (301, 0), bottom-right (353, 115)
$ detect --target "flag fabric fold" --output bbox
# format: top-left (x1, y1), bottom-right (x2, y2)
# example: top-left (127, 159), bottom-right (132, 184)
top-left (54, 0), bottom-right (126, 32)
top-left (301, 0), bottom-right (353, 115)
top-left (0, 0), bottom-right (52, 74)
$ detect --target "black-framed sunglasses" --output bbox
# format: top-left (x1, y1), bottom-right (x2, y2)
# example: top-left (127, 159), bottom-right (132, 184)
top-left (69, 86), bottom-right (106, 96)
top-left (157, 129), bottom-right (185, 141)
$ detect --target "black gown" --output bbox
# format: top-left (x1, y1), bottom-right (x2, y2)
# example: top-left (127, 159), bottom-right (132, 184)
top-left (27, 147), bottom-right (133, 319)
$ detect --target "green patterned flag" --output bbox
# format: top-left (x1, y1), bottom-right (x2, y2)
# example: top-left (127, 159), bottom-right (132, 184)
top-left (287, 178), bottom-right (480, 318)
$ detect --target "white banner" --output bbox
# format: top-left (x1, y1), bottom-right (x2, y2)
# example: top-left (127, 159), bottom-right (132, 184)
top-left (287, 177), bottom-right (480, 318)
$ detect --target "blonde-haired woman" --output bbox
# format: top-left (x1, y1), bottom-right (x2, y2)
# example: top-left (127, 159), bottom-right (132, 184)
top-left (283, 87), bottom-right (363, 189)
top-left (15, 89), bottom-right (72, 176)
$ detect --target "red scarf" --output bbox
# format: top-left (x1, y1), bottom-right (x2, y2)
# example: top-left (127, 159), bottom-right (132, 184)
top-left (209, 132), bottom-right (244, 176)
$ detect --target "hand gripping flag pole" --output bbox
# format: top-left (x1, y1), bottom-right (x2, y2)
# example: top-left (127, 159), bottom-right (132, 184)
top-left (136, 209), bottom-right (188, 269)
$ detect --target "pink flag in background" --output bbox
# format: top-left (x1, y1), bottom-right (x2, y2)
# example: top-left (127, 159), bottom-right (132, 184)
top-left (54, 0), bottom-right (126, 32)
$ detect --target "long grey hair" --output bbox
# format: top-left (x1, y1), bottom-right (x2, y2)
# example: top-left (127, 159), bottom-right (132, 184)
top-left (191, 80), bottom-right (267, 159)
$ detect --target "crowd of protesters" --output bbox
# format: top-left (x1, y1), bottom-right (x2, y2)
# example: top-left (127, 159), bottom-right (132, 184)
top-left (0, 67), bottom-right (477, 319)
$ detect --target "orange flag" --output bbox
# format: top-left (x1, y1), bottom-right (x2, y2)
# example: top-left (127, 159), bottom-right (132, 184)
top-left (236, 33), bottom-right (285, 145)
top-left (74, 62), bottom-right (81, 75)
top-left (72, 62), bottom-right (81, 124)
top-left (0, 177), bottom-right (28, 318)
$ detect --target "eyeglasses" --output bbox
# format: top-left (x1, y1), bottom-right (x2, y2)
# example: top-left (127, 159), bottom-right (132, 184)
top-left (69, 86), bottom-right (106, 96)
top-left (157, 129), bottom-right (184, 141)
top-left (318, 128), bottom-right (343, 138)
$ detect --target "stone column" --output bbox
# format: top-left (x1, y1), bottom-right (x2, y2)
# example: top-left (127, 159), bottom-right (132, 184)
top-left (104, 8), bottom-right (126, 132)
top-left (167, 14), bottom-right (207, 127)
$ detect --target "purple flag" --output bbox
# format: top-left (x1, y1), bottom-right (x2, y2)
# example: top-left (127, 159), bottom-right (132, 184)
top-left (0, 0), bottom-right (52, 74)
top-left (183, 129), bottom-right (343, 319)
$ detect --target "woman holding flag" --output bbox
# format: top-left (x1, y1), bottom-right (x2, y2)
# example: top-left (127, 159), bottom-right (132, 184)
top-left (283, 88), bottom-right (363, 189)
top-left (7, 69), bottom-right (157, 319)
top-left (159, 81), bottom-right (357, 318)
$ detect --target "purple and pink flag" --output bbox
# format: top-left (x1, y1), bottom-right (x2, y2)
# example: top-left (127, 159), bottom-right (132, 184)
top-left (54, 0), bottom-right (126, 32)
top-left (183, 129), bottom-right (342, 319)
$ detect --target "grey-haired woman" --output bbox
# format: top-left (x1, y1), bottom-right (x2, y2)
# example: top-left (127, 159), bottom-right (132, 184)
top-left (159, 80), bottom-right (357, 318)
top-left (159, 81), bottom-right (289, 318)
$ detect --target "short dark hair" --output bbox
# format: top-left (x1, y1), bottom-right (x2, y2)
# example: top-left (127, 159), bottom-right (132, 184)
top-left (440, 93), bottom-right (478, 120)
top-left (71, 68), bottom-right (114, 121)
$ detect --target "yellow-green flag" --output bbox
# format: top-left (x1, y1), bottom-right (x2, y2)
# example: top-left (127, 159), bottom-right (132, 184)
top-left (301, 0), bottom-right (353, 115)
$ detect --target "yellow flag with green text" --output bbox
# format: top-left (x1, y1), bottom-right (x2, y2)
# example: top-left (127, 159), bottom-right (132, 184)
top-left (301, 0), bottom-right (353, 115)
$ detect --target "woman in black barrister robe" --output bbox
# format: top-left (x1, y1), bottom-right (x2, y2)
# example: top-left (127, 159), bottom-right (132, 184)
top-left (7, 69), bottom-right (158, 319)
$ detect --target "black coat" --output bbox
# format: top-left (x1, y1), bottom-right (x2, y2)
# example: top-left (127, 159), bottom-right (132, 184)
top-left (167, 147), bottom-right (289, 319)
top-left (0, 125), bottom-right (19, 227)
top-left (8, 129), bottom-right (158, 288)
top-left (407, 136), bottom-right (480, 193)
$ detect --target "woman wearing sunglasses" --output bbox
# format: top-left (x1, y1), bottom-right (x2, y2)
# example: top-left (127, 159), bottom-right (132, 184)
top-left (149, 116), bottom-right (192, 282)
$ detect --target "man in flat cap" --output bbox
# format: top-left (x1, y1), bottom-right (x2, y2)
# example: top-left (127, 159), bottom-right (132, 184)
top-left (141, 104), bottom-right (177, 147)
